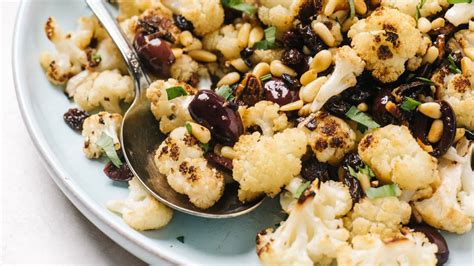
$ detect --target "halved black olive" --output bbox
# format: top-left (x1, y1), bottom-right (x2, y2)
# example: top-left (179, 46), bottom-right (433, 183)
top-left (263, 77), bottom-right (299, 106)
top-left (134, 31), bottom-right (175, 77)
top-left (205, 152), bottom-right (233, 172)
top-left (410, 223), bottom-right (449, 265)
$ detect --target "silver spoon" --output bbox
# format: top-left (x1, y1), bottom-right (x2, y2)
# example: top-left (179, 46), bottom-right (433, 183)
top-left (85, 0), bottom-right (263, 218)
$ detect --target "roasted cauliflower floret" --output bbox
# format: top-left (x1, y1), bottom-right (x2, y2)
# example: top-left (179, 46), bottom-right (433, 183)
top-left (445, 2), bottom-right (474, 26)
top-left (337, 231), bottom-right (438, 265)
top-left (381, 0), bottom-right (448, 18)
top-left (257, 0), bottom-right (306, 33)
top-left (202, 25), bottom-right (242, 60)
top-left (154, 127), bottom-right (225, 209)
top-left (303, 112), bottom-right (356, 165)
top-left (93, 37), bottom-right (128, 74)
top-left (233, 128), bottom-right (308, 201)
top-left (256, 180), bottom-right (352, 266)
top-left (310, 46), bottom-right (365, 111)
top-left (146, 79), bottom-right (197, 134)
top-left (81, 112), bottom-right (122, 159)
top-left (358, 125), bottom-right (439, 191)
top-left (107, 176), bottom-right (173, 231)
top-left (348, 7), bottom-right (423, 83)
top-left (116, 0), bottom-right (173, 21)
top-left (241, 101), bottom-right (289, 136)
top-left (456, 138), bottom-right (474, 221)
top-left (161, 0), bottom-right (224, 36)
top-left (170, 55), bottom-right (199, 82)
top-left (344, 197), bottom-right (411, 238)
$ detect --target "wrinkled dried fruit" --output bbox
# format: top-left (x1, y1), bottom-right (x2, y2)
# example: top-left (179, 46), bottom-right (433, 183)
top-left (281, 48), bottom-right (304, 66)
top-left (103, 151), bottom-right (134, 182)
top-left (323, 96), bottom-right (351, 118)
top-left (63, 108), bottom-right (89, 131)
top-left (282, 30), bottom-right (304, 49)
top-left (301, 156), bottom-right (331, 182)
top-left (296, 23), bottom-right (326, 54)
top-left (341, 153), bottom-right (364, 204)
top-left (173, 15), bottom-right (194, 31)
top-left (235, 73), bottom-right (264, 106)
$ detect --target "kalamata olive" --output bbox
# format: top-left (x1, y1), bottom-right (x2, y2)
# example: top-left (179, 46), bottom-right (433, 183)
top-left (282, 48), bottom-right (304, 66)
top-left (240, 47), bottom-right (254, 60)
top-left (263, 77), bottom-right (299, 106)
top-left (296, 23), bottom-right (327, 54)
top-left (372, 89), bottom-right (399, 126)
top-left (323, 96), bottom-right (351, 118)
top-left (282, 30), bottom-right (304, 49)
top-left (281, 74), bottom-right (301, 90)
top-left (410, 223), bottom-right (449, 265)
top-left (235, 73), bottom-right (264, 106)
top-left (341, 72), bottom-right (377, 104)
top-left (301, 156), bottom-right (331, 182)
top-left (340, 153), bottom-right (365, 204)
top-left (63, 108), bottom-right (89, 131)
top-left (134, 31), bottom-right (175, 77)
top-left (189, 90), bottom-right (243, 145)
top-left (103, 151), bottom-right (134, 182)
top-left (428, 23), bottom-right (456, 38)
top-left (173, 15), bottom-right (194, 31)
top-left (205, 152), bottom-right (233, 172)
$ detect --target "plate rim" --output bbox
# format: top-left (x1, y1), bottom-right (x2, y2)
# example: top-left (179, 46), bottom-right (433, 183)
top-left (12, 1), bottom-right (179, 264)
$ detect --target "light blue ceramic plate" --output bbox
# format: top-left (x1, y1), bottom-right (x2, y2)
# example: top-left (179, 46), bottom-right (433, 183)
top-left (12, 0), bottom-right (474, 264)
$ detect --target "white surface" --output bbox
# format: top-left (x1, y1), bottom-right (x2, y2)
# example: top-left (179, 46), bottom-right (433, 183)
top-left (0, 1), bottom-right (145, 264)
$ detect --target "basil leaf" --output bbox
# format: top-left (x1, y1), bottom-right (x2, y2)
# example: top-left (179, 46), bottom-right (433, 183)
top-left (166, 86), bottom-right (188, 100)
top-left (400, 97), bottom-right (421, 111)
top-left (185, 123), bottom-right (192, 134)
top-left (359, 165), bottom-right (375, 178)
top-left (348, 0), bottom-right (355, 18)
top-left (415, 0), bottom-right (427, 20)
top-left (447, 0), bottom-right (472, 4)
top-left (348, 166), bottom-right (358, 178)
top-left (96, 132), bottom-right (122, 168)
top-left (345, 106), bottom-right (380, 130)
top-left (176, 236), bottom-right (185, 243)
top-left (366, 184), bottom-right (402, 199)
top-left (260, 73), bottom-right (272, 81)
top-left (294, 181), bottom-right (311, 199)
top-left (216, 85), bottom-right (234, 101)
top-left (416, 77), bottom-right (434, 84)
top-left (199, 143), bottom-right (210, 153)
top-left (448, 54), bottom-right (462, 74)
top-left (221, 0), bottom-right (256, 15)
top-left (253, 26), bottom-right (277, 49)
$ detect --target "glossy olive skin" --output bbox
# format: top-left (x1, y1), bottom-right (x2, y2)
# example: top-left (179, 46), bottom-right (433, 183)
top-left (411, 223), bottom-right (449, 265)
top-left (263, 78), bottom-right (299, 106)
top-left (372, 89), bottom-right (399, 126)
top-left (188, 90), bottom-right (244, 145)
top-left (134, 31), bottom-right (175, 77)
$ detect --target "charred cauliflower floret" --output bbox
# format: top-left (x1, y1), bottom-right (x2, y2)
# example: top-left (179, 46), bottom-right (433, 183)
top-left (107, 177), bottom-right (173, 231)
top-left (358, 125), bottom-right (439, 191)
top-left (155, 127), bottom-right (225, 209)
top-left (202, 25), bottom-right (243, 60)
top-left (337, 231), bottom-right (438, 265)
top-left (170, 55), bottom-right (199, 82)
top-left (117, 0), bottom-right (173, 21)
top-left (445, 2), bottom-right (474, 26)
top-left (146, 79), bottom-right (197, 134)
top-left (256, 180), bottom-right (352, 266)
top-left (456, 138), bottom-right (474, 221)
top-left (303, 112), bottom-right (356, 165)
top-left (344, 197), bottom-right (411, 238)
top-left (241, 101), bottom-right (289, 136)
top-left (67, 70), bottom-right (134, 114)
top-left (348, 7), bottom-right (423, 83)
top-left (381, 0), bottom-right (448, 18)
top-left (81, 112), bottom-right (122, 159)
top-left (310, 46), bottom-right (365, 111)
top-left (233, 128), bottom-right (308, 201)
top-left (257, 0), bottom-right (310, 33)
top-left (93, 37), bottom-right (128, 74)
top-left (161, 0), bottom-right (224, 36)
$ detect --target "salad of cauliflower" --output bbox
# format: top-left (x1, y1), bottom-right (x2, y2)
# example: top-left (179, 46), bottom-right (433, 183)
top-left (40, 0), bottom-right (474, 264)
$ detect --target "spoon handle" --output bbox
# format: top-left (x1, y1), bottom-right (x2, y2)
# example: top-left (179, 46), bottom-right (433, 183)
top-left (85, 0), bottom-right (151, 89)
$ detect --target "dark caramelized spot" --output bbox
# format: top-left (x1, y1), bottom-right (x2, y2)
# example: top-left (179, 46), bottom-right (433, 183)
top-left (377, 45), bottom-right (393, 60)
top-left (360, 135), bottom-right (373, 151)
top-left (315, 139), bottom-right (328, 151)
top-left (170, 143), bottom-right (180, 161)
top-left (320, 120), bottom-right (337, 136)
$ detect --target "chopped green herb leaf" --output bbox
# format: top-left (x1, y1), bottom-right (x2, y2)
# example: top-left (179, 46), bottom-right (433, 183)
top-left (176, 236), bottom-right (185, 243)
top-left (357, 123), bottom-right (368, 133)
top-left (416, 77), bottom-right (434, 84)
top-left (406, 73), bottom-right (416, 81)
top-left (185, 123), bottom-right (192, 134)
top-left (294, 181), bottom-right (311, 199)
top-left (345, 106), bottom-right (380, 131)
top-left (447, 0), bottom-right (472, 4)
top-left (199, 142), bottom-right (210, 153)
top-left (448, 54), bottom-right (462, 74)
top-left (415, 0), bottom-right (427, 20)
top-left (400, 97), bottom-right (422, 111)
top-left (221, 0), bottom-right (256, 14)
top-left (348, 0), bottom-right (355, 18)
top-left (359, 164), bottom-right (375, 178)
top-left (216, 85), bottom-right (234, 101)
top-left (260, 73), bottom-right (272, 81)
top-left (166, 86), bottom-right (188, 100)
top-left (96, 132), bottom-right (122, 168)
top-left (253, 26), bottom-right (277, 49)
top-left (91, 54), bottom-right (102, 63)
top-left (366, 184), bottom-right (402, 199)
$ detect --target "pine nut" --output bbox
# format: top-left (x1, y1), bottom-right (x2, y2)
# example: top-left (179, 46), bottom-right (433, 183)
top-left (252, 62), bottom-right (271, 78)
top-left (298, 103), bottom-right (312, 116)
top-left (431, 18), bottom-right (445, 30)
top-left (417, 17), bottom-right (431, 33)
top-left (357, 102), bottom-right (368, 112)
top-left (187, 122), bottom-right (211, 144)
top-left (342, 17), bottom-right (359, 32)
top-left (422, 46), bottom-right (439, 64)
top-left (370, 0), bottom-right (381, 6)
top-left (217, 72), bottom-right (240, 87)
top-left (300, 69), bottom-right (318, 86)
top-left (270, 60), bottom-right (297, 77)
top-left (323, 0), bottom-right (337, 16)
top-left (172, 48), bottom-right (183, 59)
top-left (469, 20), bottom-right (474, 32)
top-left (354, 0), bottom-right (367, 15)
top-left (461, 57), bottom-right (474, 75)
top-left (330, 10), bottom-right (348, 22)
top-left (417, 138), bottom-right (434, 153)
top-left (229, 58), bottom-right (250, 72)
top-left (179, 31), bottom-right (194, 47)
top-left (454, 128), bottom-right (466, 143)
top-left (238, 23), bottom-right (251, 48)
top-left (248, 27), bottom-right (264, 48)
top-left (428, 120), bottom-right (443, 143)
top-left (464, 47), bottom-right (474, 61)
top-left (220, 146), bottom-right (237, 159)
top-left (300, 76), bottom-right (327, 103)
top-left (312, 22), bottom-right (336, 47)
top-left (419, 102), bottom-right (442, 119)
top-left (280, 100), bottom-right (304, 111)
top-left (188, 50), bottom-right (217, 62)
top-left (183, 38), bottom-right (202, 51)
top-left (310, 50), bottom-right (332, 73)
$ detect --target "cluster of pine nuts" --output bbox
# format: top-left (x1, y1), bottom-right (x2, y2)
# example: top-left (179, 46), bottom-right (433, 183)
top-left (311, 22), bottom-right (336, 47)
top-left (299, 76), bottom-right (328, 103)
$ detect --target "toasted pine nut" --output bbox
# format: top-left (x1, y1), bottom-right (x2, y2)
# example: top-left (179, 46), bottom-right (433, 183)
top-left (172, 48), bottom-right (183, 58)
top-left (454, 128), bottom-right (466, 143)
top-left (431, 18), bottom-right (445, 30)
top-left (428, 120), bottom-right (443, 143)
top-left (461, 57), bottom-right (474, 75)
top-left (280, 100), bottom-right (304, 112)
top-left (229, 58), bottom-right (250, 72)
top-left (270, 60), bottom-right (297, 77)
top-left (248, 27), bottom-right (264, 48)
top-left (300, 76), bottom-right (327, 103)
top-left (422, 46), bottom-right (439, 64)
top-left (370, 0), bottom-right (381, 6)
top-left (417, 17), bottom-right (431, 33)
top-left (187, 122), bottom-right (211, 144)
top-left (238, 23), bottom-right (251, 48)
top-left (342, 17), bottom-right (359, 33)
top-left (220, 146), bottom-right (237, 159)
top-left (300, 69), bottom-right (318, 86)
top-left (469, 20), bottom-right (474, 32)
top-left (323, 0), bottom-right (337, 16)
top-left (217, 72), bottom-right (240, 87)
top-left (183, 38), bottom-right (202, 51)
top-left (354, 0), bottom-right (367, 15)
top-left (298, 103), bottom-right (312, 116)
top-left (179, 31), bottom-right (194, 47)
top-left (252, 62), bottom-right (271, 78)
top-left (310, 50), bottom-right (332, 73)
top-left (417, 138), bottom-right (434, 153)
top-left (357, 103), bottom-right (368, 112)
top-left (419, 102), bottom-right (442, 119)
top-left (188, 50), bottom-right (217, 62)
top-left (312, 22), bottom-right (336, 47)
top-left (464, 47), bottom-right (474, 61)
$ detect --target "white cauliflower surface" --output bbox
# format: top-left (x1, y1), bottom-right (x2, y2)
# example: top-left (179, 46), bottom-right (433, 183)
top-left (107, 177), bottom-right (173, 231)
top-left (203, 24), bottom-right (242, 60)
top-left (257, 180), bottom-right (352, 266)
top-left (241, 101), bottom-right (289, 136)
top-left (117, 0), bottom-right (172, 21)
top-left (258, 0), bottom-right (308, 33)
top-left (310, 46), bottom-right (365, 111)
top-left (154, 127), bottom-right (225, 209)
top-left (456, 138), bottom-right (474, 221)
top-left (146, 79), bottom-right (197, 134)
top-left (445, 2), bottom-right (474, 26)
top-left (233, 128), bottom-right (308, 201)
top-left (381, 0), bottom-right (448, 18)
top-left (348, 7), bottom-right (423, 83)
top-left (81, 112), bottom-right (122, 159)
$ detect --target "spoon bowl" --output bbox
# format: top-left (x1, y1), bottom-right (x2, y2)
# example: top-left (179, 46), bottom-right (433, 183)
top-left (86, 0), bottom-right (263, 218)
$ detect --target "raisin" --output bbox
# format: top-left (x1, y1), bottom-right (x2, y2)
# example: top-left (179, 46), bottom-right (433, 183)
top-left (323, 96), bottom-right (351, 118)
top-left (282, 30), bottom-right (304, 49)
top-left (281, 74), bottom-right (301, 90)
top-left (103, 161), bottom-right (134, 182)
top-left (63, 108), bottom-right (89, 131)
top-left (301, 157), bottom-right (331, 182)
top-left (173, 15), bottom-right (194, 31)
top-left (281, 48), bottom-right (304, 66)
top-left (296, 24), bottom-right (327, 54)
top-left (240, 47), bottom-right (254, 59)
